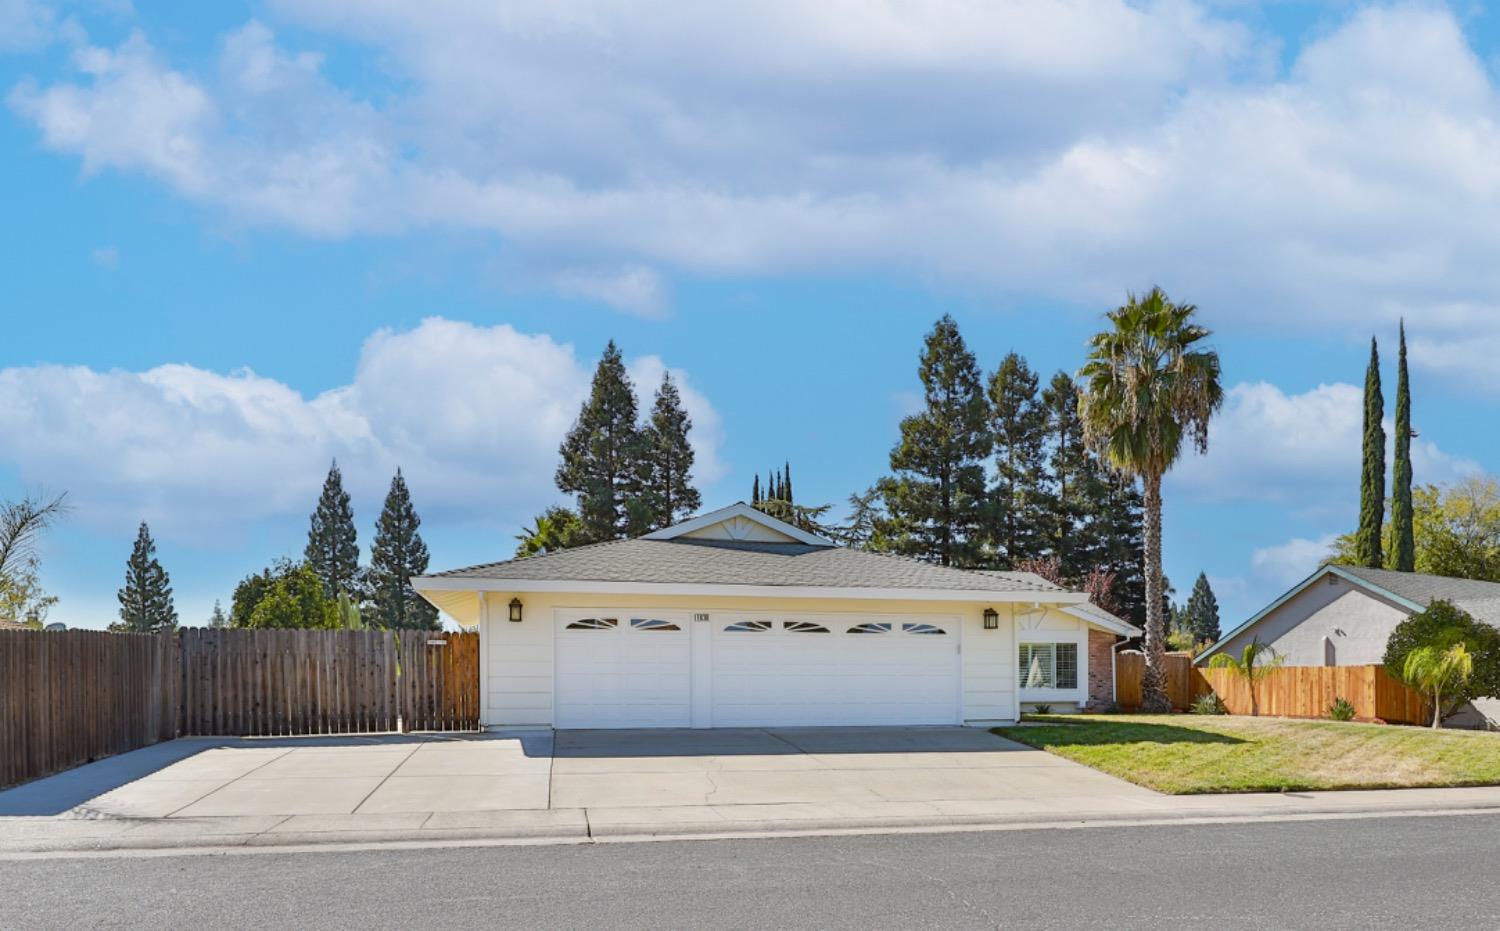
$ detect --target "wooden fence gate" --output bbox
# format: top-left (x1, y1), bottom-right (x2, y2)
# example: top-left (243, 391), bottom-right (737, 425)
top-left (178, 629), bottom-right (480, 737)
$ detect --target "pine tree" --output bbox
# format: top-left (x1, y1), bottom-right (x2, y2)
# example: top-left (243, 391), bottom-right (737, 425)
top-left (1040, 372), bottom-right (1090, 575)
top-left (638, 372), bottom-right (701, 529)
top-left (876, 315), bottom-right (992, 566)
top-left (1182, 572), bottom-right (1221, 645)
top-left (987, 352), bottom-right (1048, 567)
top-left (305, 460), bottom-right (360, 598)
top-left (556, 341), bottom-right (645, 542)
top-left (751, 474), bottom-right (761, 505)
top-left (1390, 322), bottom-right (1415, 572)
top-left (116, 522), bottom-right (177, 632)
top-left (208, 600), bottom-right (228, 628)
top-left (368, 469), bottom-right (438, 630)
top-left (1092, 474), bottom-right (1147, 624)
top-left (783, 462), bottom-right (794, 506)
top-left (1357, 337), bottom-right (1386, 569)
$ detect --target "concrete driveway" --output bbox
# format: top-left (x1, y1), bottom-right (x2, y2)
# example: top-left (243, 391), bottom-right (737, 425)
top-left (0, 727), bottom-right (1167, 848)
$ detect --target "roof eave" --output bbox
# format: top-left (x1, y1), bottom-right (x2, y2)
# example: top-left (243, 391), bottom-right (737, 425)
top-left (411, 575), bottom-right (1089, 604)
top-left (1060, 605), bottom-right (1142, 638)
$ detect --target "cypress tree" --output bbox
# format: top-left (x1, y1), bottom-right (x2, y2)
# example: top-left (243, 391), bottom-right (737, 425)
top-left (116, 522), bottom-right (177, 632)
top-left (638, 371), bottom-right (701, 530)
top-left (1182, 572), bottom-right (1221, 645)
top-left (783, 462), bottom-right (794, 506)
top-left (369, 469), bottom-right (438, 630)
top-left (1357, 337), bottom-right (1386, 569)
top-left (305, 460), bottom-right (359, 598)
top-left (987, 352), bottom-right (1048, 568)
top-left (1390, 322), bottom-right (1415, 572)
top-left (876, 315), bottom-right (992, 566)
top-left (751, 474), bottom-right (761, 505)
top-left (556, 341), bottom-right (644, 542)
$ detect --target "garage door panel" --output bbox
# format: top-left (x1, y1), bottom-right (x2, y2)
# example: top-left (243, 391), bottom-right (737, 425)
top-left (554, 611), bottom-right (692, 729)
top-left (710, 613), bottom-right (960, 727)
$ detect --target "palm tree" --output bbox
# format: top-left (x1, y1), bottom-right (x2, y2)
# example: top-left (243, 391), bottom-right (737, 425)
top-left (1402, 642), bottom-right (1474, 729)
top-left (1079, 288), bottom-right (1223, 712)
top-left (1207, 638), bottom-right (1286, 716)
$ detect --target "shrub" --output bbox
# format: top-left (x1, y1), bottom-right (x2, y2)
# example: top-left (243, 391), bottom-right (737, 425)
top-left (1032, 704), bottom-right (1053, 715)
top-left (1384, 600), bottom-right (1500, 707)
top-left (1328, 697), bottom-right (1356, 721)
top-left (1190, 692), bottom-right (1227, 715)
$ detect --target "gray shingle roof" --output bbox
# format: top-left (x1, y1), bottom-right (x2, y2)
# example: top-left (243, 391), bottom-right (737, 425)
top-left (1336, 564), bottom-right (1500, 629)
top-left (424, 538), bottom-right (1068, 594)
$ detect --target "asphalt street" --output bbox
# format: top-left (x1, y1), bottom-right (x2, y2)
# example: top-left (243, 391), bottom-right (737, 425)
top-left (3, 813), bottom-right (1498, 930)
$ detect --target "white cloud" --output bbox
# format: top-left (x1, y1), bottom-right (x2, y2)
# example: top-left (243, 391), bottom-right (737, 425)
top-left (12, 2), bottom-right (1500, 375)
top-left (553, 265), bottom-right (669, 319)
top-left (0, 318), bottom-right (727, 539)
top-left (0, 0), bottom-right (59, 52)
top-left (1250, 534), bottom-right (1338, 589)
top-left (1170, 381), bottom-right (1479, 505)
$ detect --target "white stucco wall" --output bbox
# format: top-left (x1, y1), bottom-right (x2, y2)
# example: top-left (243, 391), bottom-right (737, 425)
top-left (1215, 575), bottom-right (1409, 666)
top-left (472, 591), bottom-right (1042, 727)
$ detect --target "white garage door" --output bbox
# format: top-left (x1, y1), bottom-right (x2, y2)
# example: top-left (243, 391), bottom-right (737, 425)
top-left (710, 612), bottom-right (960, 727)
top-left (554, 611), bottom-right (692, 728)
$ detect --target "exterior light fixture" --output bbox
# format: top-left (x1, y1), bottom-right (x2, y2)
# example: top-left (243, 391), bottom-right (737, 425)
top-left (983, 608), bottom-right (999, 630)
top-left (508, 597), bottom-right (524, 623)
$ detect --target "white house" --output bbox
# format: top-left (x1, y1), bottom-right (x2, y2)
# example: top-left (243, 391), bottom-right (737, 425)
top-left (414, 503), bottom-right (1139, 729)
top-left (1198, 563), bottom-right (1500, 729)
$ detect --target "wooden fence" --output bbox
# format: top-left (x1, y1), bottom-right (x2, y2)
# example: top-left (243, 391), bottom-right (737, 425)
top-left (1115, 650), bottom-right (1429, 723)
top-left (2, 628), bottom-right (480, 789)
top-left (1, 630), bottom-right (178, 791)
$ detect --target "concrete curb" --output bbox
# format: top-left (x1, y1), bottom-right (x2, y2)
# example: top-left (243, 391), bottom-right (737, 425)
top-left (6, 798), bottom-right (1500, 857)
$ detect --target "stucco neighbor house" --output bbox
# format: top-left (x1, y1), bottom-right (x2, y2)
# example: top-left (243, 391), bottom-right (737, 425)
top-left (413, 503), bottom-right (1139, 729)
top-left (1197, 563), bottom-right (1500, 729)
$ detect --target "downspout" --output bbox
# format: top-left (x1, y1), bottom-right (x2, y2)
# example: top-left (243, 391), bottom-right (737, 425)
top-left (1112, 636), bottom-right (1130, 705)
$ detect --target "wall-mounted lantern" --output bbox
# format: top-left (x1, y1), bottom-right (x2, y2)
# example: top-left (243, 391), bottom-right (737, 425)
top-left (508, 597), bottom-right (524, 623)
top-left (983, 607), bottom-right (999, 630)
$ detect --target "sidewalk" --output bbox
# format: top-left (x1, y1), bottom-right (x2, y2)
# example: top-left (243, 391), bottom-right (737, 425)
top-left (6, 784), bottom-right (1500, 856)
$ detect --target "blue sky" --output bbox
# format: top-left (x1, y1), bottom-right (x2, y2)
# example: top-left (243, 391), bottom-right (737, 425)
top-left (4, 0), bottom-right (1500, 630)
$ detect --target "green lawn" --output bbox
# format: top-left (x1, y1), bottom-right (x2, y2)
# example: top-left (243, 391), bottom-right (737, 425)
top-left (993, 714), bottom-right (1500, 794)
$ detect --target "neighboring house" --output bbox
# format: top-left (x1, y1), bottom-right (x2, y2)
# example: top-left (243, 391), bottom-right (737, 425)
top-left (1198, 563), bottom-right (1500, 729)
top-left (414, 503), bottom-right (1139, 729)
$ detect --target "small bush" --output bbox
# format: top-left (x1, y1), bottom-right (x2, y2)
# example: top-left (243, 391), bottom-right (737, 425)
top-left (1328, 697), bottom-right (1357, 721)
top-left (1032, 704), bottom-right (1053, 715)
top-left (1190, 693), bottom-right (1227, 715)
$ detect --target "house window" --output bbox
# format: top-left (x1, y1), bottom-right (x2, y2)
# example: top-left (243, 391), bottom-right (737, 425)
top-left (724, 620), bottom-right (772, 633)
top-left (902, 623), bottom-right (947, 635)
top-left (783, 621), bottom-right (831, 633)
top-left (1019, 642), bottom-right (1078, 690)
top-left (630, 618), bottom-right (681, 632)
top-left (565, 618), bottom-right (617, 630)
top-left (847, 622), bottom-right (892, 634)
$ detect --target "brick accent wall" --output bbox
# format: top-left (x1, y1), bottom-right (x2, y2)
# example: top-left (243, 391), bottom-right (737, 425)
top-left (1087, 628), bottom-right (1117, 709)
